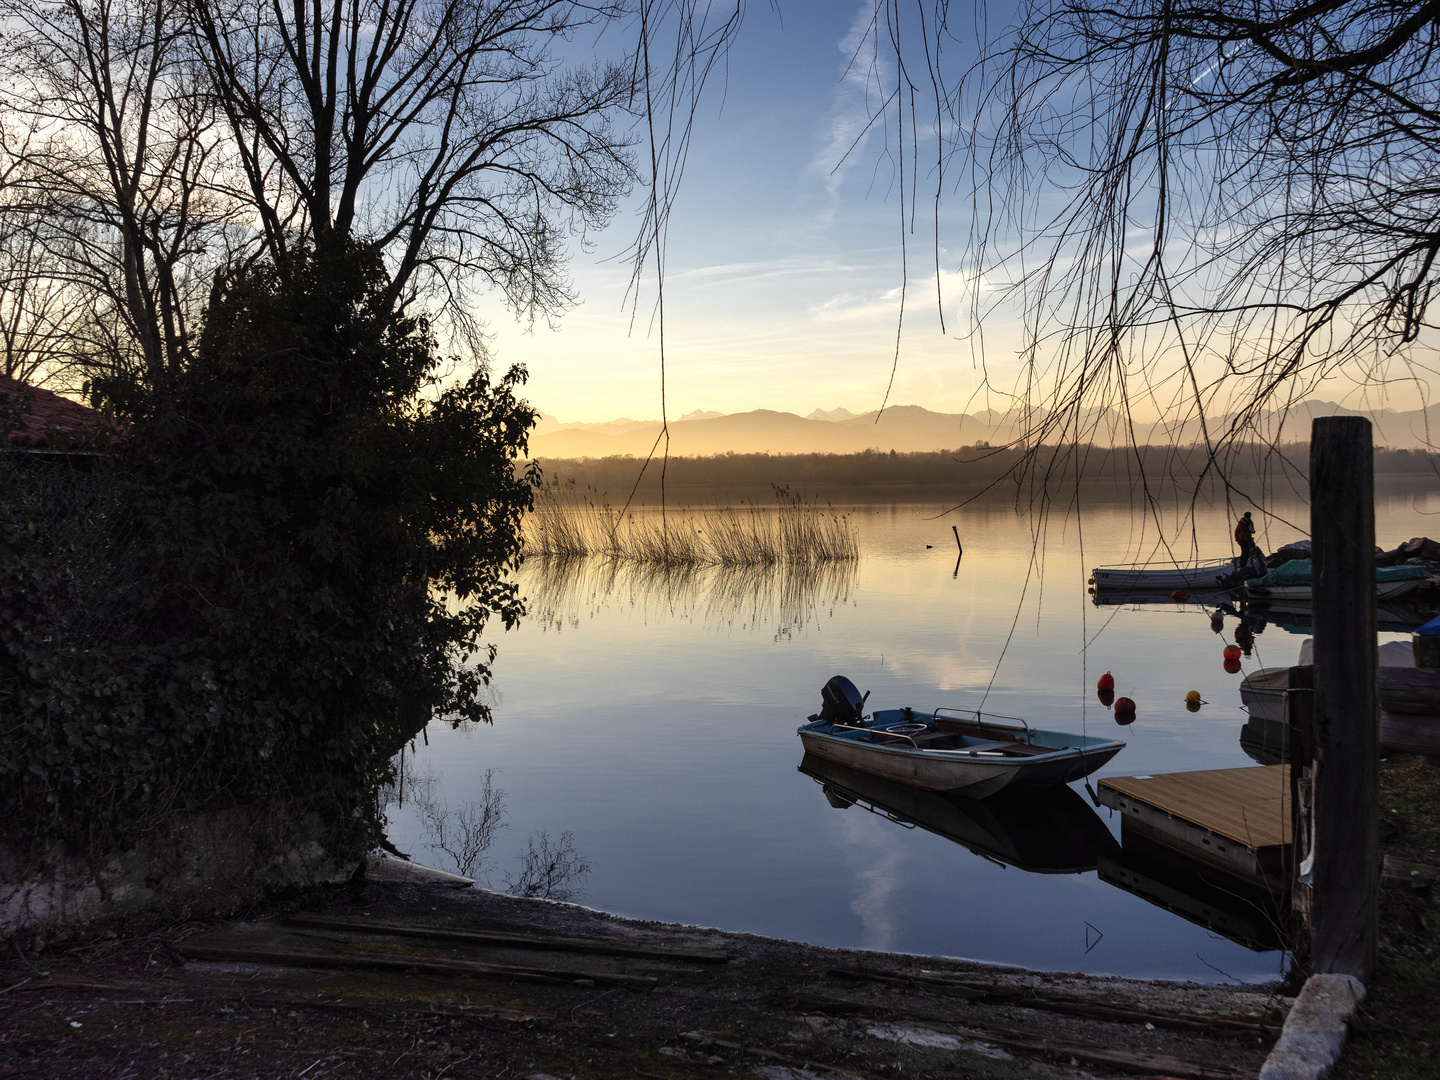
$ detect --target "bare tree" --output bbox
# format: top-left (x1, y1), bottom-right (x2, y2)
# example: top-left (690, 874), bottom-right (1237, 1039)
top-left (0, 0), bottom-right (642, 393)
top-left (503, 828), bottom-right (590, 900)
top-left (188, 0), bottom-right (639, 337)
top-left (842, 2), bottom-right (1440, 475)
top-left (0, 164), bottom-right (86, 386)
top-left (0, 0), bottom-right (244, 389)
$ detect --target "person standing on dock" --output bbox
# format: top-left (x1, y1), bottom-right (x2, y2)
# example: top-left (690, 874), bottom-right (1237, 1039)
top-left (1234, 511), bottom-right (1258, 561)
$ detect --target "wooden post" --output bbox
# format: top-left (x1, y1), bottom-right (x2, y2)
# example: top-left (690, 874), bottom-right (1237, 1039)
top-left (1309, 416), bottom-right (1378, 981)
top-left (1287, 667), bottom-right (1314, 942)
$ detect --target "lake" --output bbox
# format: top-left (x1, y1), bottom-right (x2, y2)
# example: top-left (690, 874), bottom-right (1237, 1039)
top-left (384, 484), bottom-right (1440, 983)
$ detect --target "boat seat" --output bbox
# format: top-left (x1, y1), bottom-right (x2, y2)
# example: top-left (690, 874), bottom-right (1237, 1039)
top-left (956, 739), bottom-right (1054, 757)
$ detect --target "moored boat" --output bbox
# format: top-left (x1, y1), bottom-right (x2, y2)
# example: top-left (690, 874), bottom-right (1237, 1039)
top-left (1090, 558), bottom-right (1241, 592)
top-left (796, 676), bottom-right (1125, 799)
top-left (1243, 559), bottom-right (1430, 601)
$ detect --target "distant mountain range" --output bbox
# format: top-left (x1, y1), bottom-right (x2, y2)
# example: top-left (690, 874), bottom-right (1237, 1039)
top-left (529, 401), bottom-right (1440, 458)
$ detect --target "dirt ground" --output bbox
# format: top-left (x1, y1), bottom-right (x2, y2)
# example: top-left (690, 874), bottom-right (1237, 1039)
top-left (0, 876), bottom-right (1289, 1080)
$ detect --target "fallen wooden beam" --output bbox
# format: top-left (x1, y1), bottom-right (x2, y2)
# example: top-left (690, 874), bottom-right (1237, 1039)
top-left (1380, 710), bottom-right (1440, 756)
top-left (284, 913), bottom-right (730, 964)
top-left (176, 943), bottom-right (657, 989)
top-left (825, 968), bottom-right (1279, 1036)
top-left (1377, 668), bottom-right (1440, 714)
top-left (760, 1003), bottom-right (1252, 1080)
top-left (942, 1019), bottom-right (1253, 1080)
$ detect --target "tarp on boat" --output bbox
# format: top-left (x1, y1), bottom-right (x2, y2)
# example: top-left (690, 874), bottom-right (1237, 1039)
top-left (1246, 559), bottom-right (1430, 589)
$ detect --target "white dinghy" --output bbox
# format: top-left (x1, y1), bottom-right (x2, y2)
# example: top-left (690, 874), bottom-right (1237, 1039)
top-left (796, 677), bottom-right (1125, 800)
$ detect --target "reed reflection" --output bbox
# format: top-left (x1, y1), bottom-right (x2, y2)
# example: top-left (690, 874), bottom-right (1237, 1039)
top-left (523, 555), bottom-right (859, 637)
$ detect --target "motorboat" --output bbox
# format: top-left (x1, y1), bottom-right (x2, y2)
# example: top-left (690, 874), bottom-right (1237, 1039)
top-left (1090, 558), bottom-right (1241, 592)
top-left (1243, 559), bottom-right (1430, 601)
top-left (800, 754), bottom-right (1118, 873)
top-left (796, 677), bottom-right (1126, 799)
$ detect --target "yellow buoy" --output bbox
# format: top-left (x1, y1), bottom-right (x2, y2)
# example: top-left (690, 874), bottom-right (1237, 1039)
top-left (1185, 690), bottom-right (1201, 704)
top-left (1087, 577), bottom-right (1095, 585)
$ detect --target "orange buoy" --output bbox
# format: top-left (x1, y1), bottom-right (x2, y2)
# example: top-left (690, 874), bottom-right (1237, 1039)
top-left (1097, 687), bottom-right (1115, 708)
top-left (1097, 672), bottom-right (1115, 692)
top-left (1169, 590), bottom-right (1188, 602)
top-left (1223, 658), bottom-right (1242, 674)
top-left (1223, 644), bottom-right (1242, 661)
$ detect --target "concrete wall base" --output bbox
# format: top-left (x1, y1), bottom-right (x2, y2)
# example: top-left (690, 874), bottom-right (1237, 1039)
top-left (1259, 973), bottom-right (1364, 1080)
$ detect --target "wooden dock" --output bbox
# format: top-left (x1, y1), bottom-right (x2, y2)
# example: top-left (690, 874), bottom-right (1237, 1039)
top-left (1097, 765), bottom-right (1291, 878)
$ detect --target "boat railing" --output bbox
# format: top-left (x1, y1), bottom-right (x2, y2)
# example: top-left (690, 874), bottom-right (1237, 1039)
top-left (931, 706), bottom-right (1031, 742)
top-left (829, 723), bottom-right (921, 750)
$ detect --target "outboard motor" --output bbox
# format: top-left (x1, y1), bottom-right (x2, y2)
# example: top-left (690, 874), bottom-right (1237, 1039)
top-left (816, 675), bottom-right (868, 725)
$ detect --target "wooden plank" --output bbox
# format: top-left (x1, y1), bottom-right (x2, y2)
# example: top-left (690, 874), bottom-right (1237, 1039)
top-left (822, 970), bottom-right (1279, 1035)
top-left (1098, 766), bottom-right (1290, 850)
top-left (1380, 711), bottom-right (1440, 756)
top-left (175, 943), bottom-right (658, 989)
top-left (284, 913), bottom-right (732, 964)
top-left (1310, 415), bottom-right (1379, 981)
top-left (1376, 667), bottom-right (1440, 714)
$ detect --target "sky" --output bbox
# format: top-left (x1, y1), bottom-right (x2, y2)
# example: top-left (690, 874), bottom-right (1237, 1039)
top-left (470, 3), bottom-right (1437, 427)
top-left (472, 4), bottom-right (1020, 424)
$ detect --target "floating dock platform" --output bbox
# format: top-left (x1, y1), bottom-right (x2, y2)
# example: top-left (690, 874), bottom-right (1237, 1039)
top-left (1096, 765), bottom-right (1291, 878)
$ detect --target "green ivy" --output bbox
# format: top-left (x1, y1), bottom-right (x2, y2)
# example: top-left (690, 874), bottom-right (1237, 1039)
top-left (0, 241), bottom-right (535, 869)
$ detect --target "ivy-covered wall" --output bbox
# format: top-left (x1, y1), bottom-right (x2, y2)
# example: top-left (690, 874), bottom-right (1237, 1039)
top-left (0, 243), bottom-right (535, 915)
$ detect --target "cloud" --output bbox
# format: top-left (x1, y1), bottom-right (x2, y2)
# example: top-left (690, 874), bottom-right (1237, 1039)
top-left (668, 256), bottom-right (871, 284)
top-left (808, 267), bottom-right (998, 325)
top-left (841, 813), bottom-right (908, 951)
top-left (815, 3), bottom-right (893, 198)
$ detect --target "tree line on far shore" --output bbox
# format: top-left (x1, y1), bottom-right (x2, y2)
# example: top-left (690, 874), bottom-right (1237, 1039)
top-left (531, 444), bottom-right (1440, 501)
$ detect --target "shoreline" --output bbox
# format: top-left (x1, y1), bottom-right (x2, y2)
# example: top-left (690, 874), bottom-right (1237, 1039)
top-left (2, 874), bottom-right (1289, 1079)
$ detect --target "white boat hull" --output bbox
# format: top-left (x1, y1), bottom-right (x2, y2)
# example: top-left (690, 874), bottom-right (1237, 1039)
top-left (1091, 559), bottom-right (1237, 592)
top-left (798, 728), bottom-right (1124, 799)
top-left (1246, 578), bottom-right (1424, 602)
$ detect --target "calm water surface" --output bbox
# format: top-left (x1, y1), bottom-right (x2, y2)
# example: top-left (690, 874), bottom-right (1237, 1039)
top-left (387, 489), bottom-right (1440, 983)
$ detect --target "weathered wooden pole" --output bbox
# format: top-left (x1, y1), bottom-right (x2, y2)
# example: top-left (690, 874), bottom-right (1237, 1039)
top-left (1309, 416), bottom-right (1378, 980)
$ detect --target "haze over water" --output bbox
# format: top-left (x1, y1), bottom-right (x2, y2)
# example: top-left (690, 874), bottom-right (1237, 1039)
top-left (387, 484), bottom-right (1440, 983)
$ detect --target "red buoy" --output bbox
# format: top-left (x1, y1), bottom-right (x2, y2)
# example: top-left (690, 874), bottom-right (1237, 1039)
top-left (1223, 658), bottom-right (1242, 674)
top-left (1223, 644), bottom-right (1242, 661)
top-left (1114, 710), bottom-right (1137, 726)
top-left (1114, 696), bottom-right (1136, 713)
top-left (1097, 687), bottom-right (1115, 708)
top-left (1169, 590), bottom-right (1188, 602)
top-left (1097, 672), bottom-right (1115, 692)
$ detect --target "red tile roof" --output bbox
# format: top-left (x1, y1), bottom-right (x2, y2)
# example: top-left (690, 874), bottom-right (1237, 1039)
top-left (1, 375), bottom-right (124, 452)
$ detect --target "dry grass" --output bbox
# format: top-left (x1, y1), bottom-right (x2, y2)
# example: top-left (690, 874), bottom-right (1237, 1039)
top-left (524, 485), bottom-right (859, 567)
top-left (523, 553), bottom-right (858, 638)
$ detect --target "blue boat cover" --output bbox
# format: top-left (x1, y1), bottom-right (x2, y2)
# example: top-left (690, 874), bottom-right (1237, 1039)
top-left (1416, 614), bottom-right (1440, 636)
top-left (1246, 559), bottom-right (1431, 589)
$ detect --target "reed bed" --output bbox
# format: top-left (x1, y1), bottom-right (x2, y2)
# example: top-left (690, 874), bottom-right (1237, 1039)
top-left (524, 552), bottom-right (858, 638)
top-left (524, 486), bottom-right (859, 567)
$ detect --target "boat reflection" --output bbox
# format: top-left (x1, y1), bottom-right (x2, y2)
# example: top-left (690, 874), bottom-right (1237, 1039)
top-left (1097, 825), bottom-right (1289, 953)
top-left (1091, 588), bottom-right (1436, 636)
top-left (523, 555), bottom-right (857, 637)
top-left (799, 754), bottom-right (1118, 874)
top-left (1238, 668), bottom-right (1289, 765)
top-left (804, 753), bottom-right (1290, 952)
top-left (1242, 597), bottom-right (1436, 635)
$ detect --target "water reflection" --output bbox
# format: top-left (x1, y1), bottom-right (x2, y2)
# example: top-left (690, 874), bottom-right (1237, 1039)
top-left (805, 752), bottom-right (1290, 953)
top-left (1098, 825), bottom-right (1289, 953)
top-left (1093, 588), bottom-right (1438, 637)
top-left (381, 755), bottom-right (593, 900)
top-left (524, 555), bottom-right (858, 637)
top-left (799, 754), bottom-right (1118, 874)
